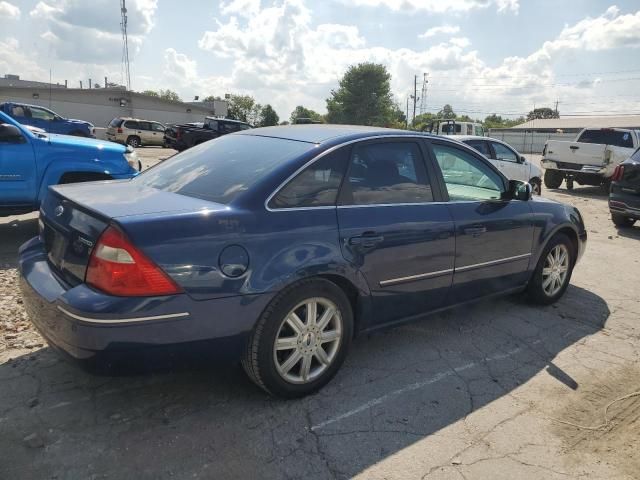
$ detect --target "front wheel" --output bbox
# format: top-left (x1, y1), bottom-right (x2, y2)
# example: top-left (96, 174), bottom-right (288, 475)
top-left (242, 278), bottom-right (353, 398)
top-left (527, 233), bottom-right (575, 305)
top-left (530, 178), bottom-right (542, 196)
top-left (544, 170), bottom-right (563, 189)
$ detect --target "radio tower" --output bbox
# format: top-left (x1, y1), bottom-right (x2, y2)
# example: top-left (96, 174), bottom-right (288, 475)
top-left (418, 73), bottom-right (429, 115)
top-left (120, 0), bottom-right (131, 90)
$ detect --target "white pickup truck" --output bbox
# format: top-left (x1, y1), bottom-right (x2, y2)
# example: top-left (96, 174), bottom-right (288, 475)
top-left (541, 128), bottom-right (640, 190)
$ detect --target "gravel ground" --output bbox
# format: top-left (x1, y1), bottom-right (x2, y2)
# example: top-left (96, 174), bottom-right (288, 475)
top-left (0, 150), bottom-right (639, 480)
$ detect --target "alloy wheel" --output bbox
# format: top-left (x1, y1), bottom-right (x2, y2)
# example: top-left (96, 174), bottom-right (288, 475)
top-left (542, 244), bottom-right (569, 297)
top-left (273, 297), bottom-right (342, 384)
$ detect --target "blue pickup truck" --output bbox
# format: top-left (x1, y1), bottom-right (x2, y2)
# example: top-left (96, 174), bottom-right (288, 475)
top-left (0, 102), bottom-right (95, 137)
top-left (0, 111), bottom-right (139, 217)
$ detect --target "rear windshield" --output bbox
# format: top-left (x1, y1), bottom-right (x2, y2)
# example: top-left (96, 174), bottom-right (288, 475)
top-left (577, 129), bottom-right (634, 148)
top-left (134, 134), bottom-right (312, 204)
top-left (109, 118), bottom-right (124, 128)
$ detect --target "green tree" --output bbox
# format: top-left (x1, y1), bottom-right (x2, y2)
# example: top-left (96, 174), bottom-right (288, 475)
top-left (259, 104), bottom-right (280, 127)
top-left (290, 105), bottom-right (323, 124)
top-left (227, 94), bottom-right (262, 124)
top-left (326, 62), bottom-right (397, 126)
top-left (141, 89), bottom-right (159, 97)
top-left (437, 104), bottom-right (456, 119)
top-left (411, 112), bottom-right (437, 131)
top-left (157, 89), bottom-right (181, 102)
top-left (526, 107), bottom-right (559, 121)
top-left (203, 95), bottom-right (223, 102)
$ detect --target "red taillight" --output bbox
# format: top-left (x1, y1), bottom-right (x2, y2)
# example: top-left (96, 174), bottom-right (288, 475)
top-left (611, 165), bottom-right (625, 182)
top-left (117, 127), bottom-right (123, 133)
top-left (86, 226), bottom-right (181, 297)
top-left (175, 128), bottom-right (182, 140)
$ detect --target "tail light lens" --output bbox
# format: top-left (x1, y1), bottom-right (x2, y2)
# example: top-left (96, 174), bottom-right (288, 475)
top-left (117, 128), bottom-right (123, 133)
top-left (86, 225), bottom-right (182, 297)
top-left (611, 165), bottom-right (625, 182)
top-left (175, 128), bottom-right (182, 140)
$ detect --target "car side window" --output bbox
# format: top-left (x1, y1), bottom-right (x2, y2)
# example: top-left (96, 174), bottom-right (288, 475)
top-left (152, 123), bottom-right (165, 132)
top-left (492, 142), bottom-right (518, 162)
top-left (30, 107), bottom-right (56, 121)
top-left (124, 121), bottom-right (138, 130)
top-left (137, 121), bottom-right (151, 131)
top-left (341, 142), bottom-right (433, 205)
top-left (269, 149), bottom-right (348, 209)
top-left (11, 105), bottom-right (27, 117)
top-left (432, 144), bottom-right (504, 202)
top-left (465, 140), bottom-right (491, 157)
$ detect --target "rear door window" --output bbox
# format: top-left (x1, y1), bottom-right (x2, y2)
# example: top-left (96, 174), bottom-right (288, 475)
top-left (137, 121), bottom-right (152, 131)
top-left (465, 140), bottom-right (492, 157)
top-left (341, 142), bottom-right (433, 205)
top-left (124, 120), bottom-right (139, 130)
top-left (577, 129), bottom-right (634, 148)
top-left (269, 149), bottom-right (348, 209)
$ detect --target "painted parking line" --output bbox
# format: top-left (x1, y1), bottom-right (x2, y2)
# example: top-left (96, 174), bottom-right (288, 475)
top-left (311, 340), bottom-right (541, 431)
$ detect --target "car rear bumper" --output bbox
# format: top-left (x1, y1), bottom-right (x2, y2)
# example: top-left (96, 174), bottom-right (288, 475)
top-left (609, 187), bottom-right (640, 220)
top-left (19, 236), bottom-right (270, 366)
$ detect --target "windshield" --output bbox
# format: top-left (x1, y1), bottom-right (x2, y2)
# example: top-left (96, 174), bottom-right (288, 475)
top-left (134, 134), bottom-right (311, 204)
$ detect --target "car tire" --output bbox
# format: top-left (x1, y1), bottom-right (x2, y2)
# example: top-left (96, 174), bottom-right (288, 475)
top-left (530, 178), bottom-right (542, 195)
top-left (544, 170), bottom-right (563, 189)
top-left (126, 136), bottom-right (141, 148)
top-left (526, 233), bottom-right (575, 305)
top-left (611, 213), bottom-right (635, 228)
top-left (242, 278), bottom-right (353, 398)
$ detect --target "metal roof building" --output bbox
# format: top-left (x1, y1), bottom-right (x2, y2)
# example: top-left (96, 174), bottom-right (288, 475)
top-left (511, 116), bottom-right (640, 132)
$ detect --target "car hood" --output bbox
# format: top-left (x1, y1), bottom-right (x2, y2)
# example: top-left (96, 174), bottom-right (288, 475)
top-left (66, 118), bottom-right (93, 127)
top-left (46, 133), bottom-right (126, 154)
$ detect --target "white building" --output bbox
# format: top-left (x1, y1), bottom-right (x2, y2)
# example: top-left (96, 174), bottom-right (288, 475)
top-left (0, 84), bottom-right (228, 129)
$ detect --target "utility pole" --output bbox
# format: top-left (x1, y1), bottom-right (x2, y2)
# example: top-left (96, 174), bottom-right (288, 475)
top-left (412, 74), bottom-right (418, 124)
top-left (120, 0), bottom-right (131, 91)
top-left (554, 99), bottom-right (560, 117)
top-left (419, 73), bottom-right (429, 115)
top-left (406, 96), bottom-right (409, 129)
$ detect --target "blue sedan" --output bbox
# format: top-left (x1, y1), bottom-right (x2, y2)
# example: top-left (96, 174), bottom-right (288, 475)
top-left (19, 126), bottom-right (587, 397)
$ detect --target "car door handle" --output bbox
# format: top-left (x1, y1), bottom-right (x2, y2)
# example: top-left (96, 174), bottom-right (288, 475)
top-left (464, 226), bottom-right (487, 237)
top-left (349, 233), bottom-right (384, 247)
top-left (569, 145), bottom-right (579, 150)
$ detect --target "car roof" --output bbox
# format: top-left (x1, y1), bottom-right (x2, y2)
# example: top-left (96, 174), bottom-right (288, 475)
top-left (455, 135), bottom-right (493, 141)
top-left (236, 124), bottom-right (435, 145)
top-left (119, 117), bottom-right (163, 123)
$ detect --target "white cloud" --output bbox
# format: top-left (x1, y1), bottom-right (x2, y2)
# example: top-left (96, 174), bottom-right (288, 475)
top-left (29, 0), bottom-right (158, 63)
top-left (220, 0), bottom-right (261, 18)
top-left (0, 1), bottom-right (20, 18)
top-left (0, 38), bottom-right (46, 79)
top-left (192, 2), bottom-right (640, 119)
top-left (344, 0), bottom-right (519, 14)
top-left (419, 25), bottom-right (460, 39)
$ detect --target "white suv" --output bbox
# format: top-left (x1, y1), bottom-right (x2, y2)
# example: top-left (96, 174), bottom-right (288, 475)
top-left (458, 136), bottom-right (543, 195)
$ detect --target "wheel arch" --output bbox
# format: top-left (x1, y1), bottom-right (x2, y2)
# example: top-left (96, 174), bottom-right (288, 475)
top-left (532, 223), bottom-right (580, 269)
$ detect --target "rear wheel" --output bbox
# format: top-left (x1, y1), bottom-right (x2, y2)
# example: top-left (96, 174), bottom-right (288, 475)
top-left (611, 213), bottom-right (636, 228)
top-left (544, 170), bottom-right (563, 189)
top-left (242, 278), bottom-right (353, 398)
top-left (126, 136), bottom-right (141, 148)
top-left (527, 233), bottom-right (575, 305)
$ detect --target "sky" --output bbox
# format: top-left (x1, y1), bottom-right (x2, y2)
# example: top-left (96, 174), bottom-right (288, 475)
top-left (2, 0), bottom-right (640, 120)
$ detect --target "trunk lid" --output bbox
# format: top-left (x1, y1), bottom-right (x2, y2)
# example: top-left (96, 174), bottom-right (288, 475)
top-left (41, 181), bottom-right (228, 285)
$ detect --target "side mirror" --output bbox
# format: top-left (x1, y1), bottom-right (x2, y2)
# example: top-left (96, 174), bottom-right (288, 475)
top-left (0, 123), bottom-right (26, 144)
top-left (508, 179), bottom-right (532, 201)
top-left (520, 155), bottom-right (526, 163)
